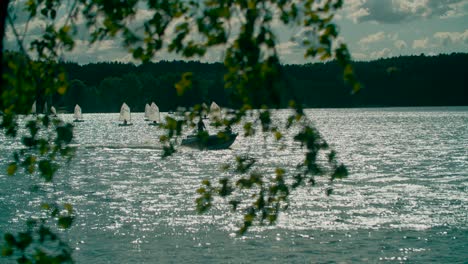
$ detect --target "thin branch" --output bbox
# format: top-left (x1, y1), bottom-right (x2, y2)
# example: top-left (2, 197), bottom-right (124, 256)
top-left (6, 12), bottom-right (30, 59)
top-left (0, 0), bottom-right (10, 95)
top-left (20, 10), bottom-right (33, 44)
top-left (56, 0), bottom-right (79, 60)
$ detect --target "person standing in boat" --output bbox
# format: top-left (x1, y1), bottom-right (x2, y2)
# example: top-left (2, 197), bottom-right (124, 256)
top-left (225, 124), bottom-right (232, 134)
top-left (197, 117), bottom-right (206, 132)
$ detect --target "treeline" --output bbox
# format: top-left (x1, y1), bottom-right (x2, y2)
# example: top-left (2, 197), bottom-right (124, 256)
top-left (56, 53), bottom-right (467, 112)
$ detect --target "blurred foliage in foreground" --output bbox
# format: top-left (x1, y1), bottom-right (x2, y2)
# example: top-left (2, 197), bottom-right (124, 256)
top-left (1, 0), bottom-right (360, 262)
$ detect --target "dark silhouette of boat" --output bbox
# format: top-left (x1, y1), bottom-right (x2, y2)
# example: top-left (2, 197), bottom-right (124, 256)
top-left (181, 132), bottom-right (237, 150)
top-left (118, 123), bottom-right (133, 127)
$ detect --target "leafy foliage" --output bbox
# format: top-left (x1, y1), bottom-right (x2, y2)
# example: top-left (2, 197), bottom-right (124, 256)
top-left (1, 0), bottom-right (360, 261)
top-left (1, 203), bottom-right (74, 263)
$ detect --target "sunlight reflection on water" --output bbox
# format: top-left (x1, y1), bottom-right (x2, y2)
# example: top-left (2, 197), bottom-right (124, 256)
top-left (1, 107), bottom-right (467, 263)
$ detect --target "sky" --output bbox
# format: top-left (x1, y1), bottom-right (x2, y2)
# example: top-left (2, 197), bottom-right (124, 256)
top-left (4, 0), bottom-right (468, 64)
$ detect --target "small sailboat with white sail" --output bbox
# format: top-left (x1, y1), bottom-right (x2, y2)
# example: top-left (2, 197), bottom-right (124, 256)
top-left (210, 101), bottom-right (222, 123)
top-left (201, 103), bottom-right (209, 119)
top-left (144, 103), bottom-right (150, 121)
top-left (73, 104), bottom-right (84, 122)
top-left (31, 101), bottom-right (37, 115)
top-left (148, 102), bottom-right (160, 126)
top-left (50, 106), bottom-right (57, 117)
top-left (118, 102), bottom-right (133, 126)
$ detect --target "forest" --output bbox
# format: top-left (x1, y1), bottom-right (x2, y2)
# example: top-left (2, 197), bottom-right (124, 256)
top-left (56, 53), bottom-right (467, 113)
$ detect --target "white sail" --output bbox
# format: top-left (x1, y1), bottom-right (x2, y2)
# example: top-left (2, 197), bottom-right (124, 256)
top-left (44, 102), bottom-right (48, 114)
top-left (120, 102), bottom-right (127, 112)
top-left (73, 104), bottom-right (83, 120)
top-left (31, 101), bottom-right (36, 114)
top-left (119, 103), bottom-right (131, 122)
top-left (148, 102), bottom-right (160, 122)
top-left (50, 106), bottom-right (57, 116)
top-left (210, 101), bottom-right (221, 121)
top-left (144, 104), bottom-right (151, 119)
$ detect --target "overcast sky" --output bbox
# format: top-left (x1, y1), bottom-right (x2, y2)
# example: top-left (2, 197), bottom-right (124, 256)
top-left (5, 0), bottom-right (468, 64)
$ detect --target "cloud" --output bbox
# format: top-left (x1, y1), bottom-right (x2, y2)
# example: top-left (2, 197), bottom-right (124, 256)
top-left (433, 30), bottom-right (468, 46)
top-left (394, 40), bottom-right (408, 49)
top-left (370, 47), bottom-right (392, 58)
top-left (351, 52), bottom-right (369, 61)
top-left (7, 0), bottom-right (467, 65)
top-left (343, 0), bottom-right (468, 24)
top-left (358, 31), bottom-right (386, 47)
top-left (438, 0), bottom-right (468, 18)
top-left (276, 41), bottom-right (301, 55)
top-left (388, 33), bottom-right (399, 41)
top-left (412, 38), bottom-right (429, 49)
top-left (348, 7), bottom-right (370, 23)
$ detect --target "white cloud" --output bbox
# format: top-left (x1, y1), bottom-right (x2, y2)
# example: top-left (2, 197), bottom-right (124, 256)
top-left (342, 0), bottom-right (468, 23)
top-left (358, 31), bottom-right (386, 46)
top-left (440, 0), bottom-right (468, 19)
top-left (412, 38), bottom-right (429, 49)
top-left (351, 52), bottom-right (369, 61)
top-left (388, 33), bottom-right (399, 41)
top-left (394, 39), bottom-right (407, 49)
top-left (7, 0), bottom-right (467, 65)
top-left (370, 47), bottom-right (392, 58)
top-left (276, 41), bottom-right (301, 55)
top-left (349, 8), bottom-right (370, 23)
top-left (342, 0), bottom-right (369, 23)
top-left (433, 30), bottom-right (468, 46)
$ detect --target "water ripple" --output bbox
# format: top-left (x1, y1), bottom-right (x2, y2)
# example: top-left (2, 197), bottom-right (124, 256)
top-left (1, 108), bottom-right (467, 263)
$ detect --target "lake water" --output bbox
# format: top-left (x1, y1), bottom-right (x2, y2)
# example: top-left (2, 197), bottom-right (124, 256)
top-left (1, 107), bottom-right (467, 263)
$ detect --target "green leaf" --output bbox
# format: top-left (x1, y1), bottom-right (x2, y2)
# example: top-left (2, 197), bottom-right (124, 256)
top-left (64, 203), bottom-right (73, 213)
top-left (56, 124), bottom-right (73, 144)
top-left (7, 163), bottom-right (17, 175)
top-left (58, 216), bottom-right (74, 229)
top-left (175, 72), bottom-right (193, 96)
top-left (4, 233), bottom-right (16, 246)
top-left (331, 164), bottom-right (348, 180)
top-left (38, 160), bottom-right (56, 181)
top-left (17, 232), bottom-right (32, 250)
top-left (1, 246), bottom-right (13, 257)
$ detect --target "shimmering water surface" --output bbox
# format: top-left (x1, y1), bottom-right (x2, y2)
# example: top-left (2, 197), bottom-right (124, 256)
top-left (1, 107), bottom-right (467, 263)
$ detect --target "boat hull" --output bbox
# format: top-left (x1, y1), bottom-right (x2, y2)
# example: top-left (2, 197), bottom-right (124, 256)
top-left (181, 133), bottom-right (237, 150)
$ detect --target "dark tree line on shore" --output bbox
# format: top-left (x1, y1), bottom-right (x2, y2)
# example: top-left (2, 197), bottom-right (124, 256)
top-left (56, 53), bottom-right (467, 112)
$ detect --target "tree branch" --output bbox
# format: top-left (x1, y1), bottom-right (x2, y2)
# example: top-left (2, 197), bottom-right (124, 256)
top-left (0, 0), bottom-right (10, 99)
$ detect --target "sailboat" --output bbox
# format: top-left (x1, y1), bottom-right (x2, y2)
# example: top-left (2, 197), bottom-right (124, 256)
top-left (50, 106), bottom-right (57, 117)
top-left (73, 104), bottom-right (84, 122)
top-left (144, 103), bottom-right (150, 121)
top-left (210, 101), bottom-right (222, 122)
top-left (201, 103), bottom-right (209, 119)
top-left (44, 101), bottom-right (48, 115)
top-left (118, 102), bottom-right (133, 126)
top-left (148, 102), bottom-right (160, 126)
top-left (31, 101), bottom-right (37, 115)
top-left (181, 132), bottom-right (238, 150)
